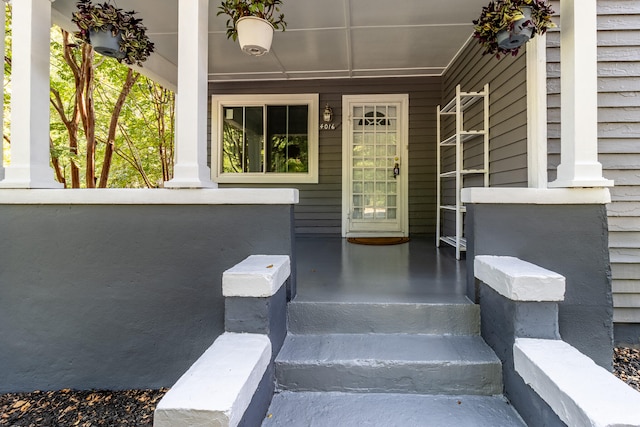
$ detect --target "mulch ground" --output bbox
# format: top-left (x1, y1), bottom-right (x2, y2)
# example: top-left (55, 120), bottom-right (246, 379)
top-left (614, 346), bottom-right (640, 392)
top-left (0, 348), bottom-right (638, 426)
top-left (0, 388), bottom-right (167, 427)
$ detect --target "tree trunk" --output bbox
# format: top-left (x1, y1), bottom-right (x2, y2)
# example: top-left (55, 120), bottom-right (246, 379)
top-left (98, 69), bottom-right (139, 188)
top-left (49, 138), bottom-right (66, 188)
top-left (81, 43), bottom-right (96, 188)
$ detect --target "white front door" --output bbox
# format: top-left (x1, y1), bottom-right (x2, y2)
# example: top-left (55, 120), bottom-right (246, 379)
top-left (342, 94), bottom-right (409, 237)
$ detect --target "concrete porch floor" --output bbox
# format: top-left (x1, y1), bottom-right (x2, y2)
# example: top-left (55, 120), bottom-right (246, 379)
top-left (294, 235), bottom-right (468, 303)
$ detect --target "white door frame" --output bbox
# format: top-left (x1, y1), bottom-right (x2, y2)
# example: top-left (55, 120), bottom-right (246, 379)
top-left (341, 94), bottom-right (410, 237)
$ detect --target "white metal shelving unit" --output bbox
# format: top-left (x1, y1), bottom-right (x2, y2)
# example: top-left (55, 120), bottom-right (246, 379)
top-left (436, 84), bottom-right (489, 259)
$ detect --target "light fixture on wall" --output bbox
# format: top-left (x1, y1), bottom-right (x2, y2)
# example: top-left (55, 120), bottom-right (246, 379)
top-left (323, 104), bottom-right (333, 123)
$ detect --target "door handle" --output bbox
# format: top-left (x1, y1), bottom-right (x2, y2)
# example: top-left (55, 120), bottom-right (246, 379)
top-left (393, 157), bottom-right (400, 179)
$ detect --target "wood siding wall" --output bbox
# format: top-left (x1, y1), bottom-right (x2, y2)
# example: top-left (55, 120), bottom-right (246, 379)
top-left (209, 77), bottom-right (441, 235)
top-left (547, 1), bottom-right (640, 324)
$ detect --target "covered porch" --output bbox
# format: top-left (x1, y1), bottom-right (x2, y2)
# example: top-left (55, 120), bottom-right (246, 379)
top-left (0, 2), bottom-right (626, 423)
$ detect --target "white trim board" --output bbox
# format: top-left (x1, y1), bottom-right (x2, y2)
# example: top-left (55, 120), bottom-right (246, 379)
top-left (0, 188), bottom-right (299, 205)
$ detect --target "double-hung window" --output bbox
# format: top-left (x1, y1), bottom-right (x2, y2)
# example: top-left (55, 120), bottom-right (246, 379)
top-left (211, 94), bottom-right (319, 183)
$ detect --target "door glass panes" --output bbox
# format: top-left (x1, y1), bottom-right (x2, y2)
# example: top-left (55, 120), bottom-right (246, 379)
top-left (350, 104), bottom-right (399, 222)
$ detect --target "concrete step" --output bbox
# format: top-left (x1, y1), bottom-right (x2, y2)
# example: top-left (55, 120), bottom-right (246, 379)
top-left (287, 298), bottom-right (480, 335)
top-left (262, 392), bottom-right (526, 427)
top-left (275, 333), bottom-right (502, 395)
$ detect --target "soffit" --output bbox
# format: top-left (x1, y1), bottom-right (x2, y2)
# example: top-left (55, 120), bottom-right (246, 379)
top-left (50, 0), bottom-right (489, 85)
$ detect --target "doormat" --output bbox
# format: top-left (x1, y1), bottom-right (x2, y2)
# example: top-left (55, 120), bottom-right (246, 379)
top-left (347, 237), bottom-right (410, 245)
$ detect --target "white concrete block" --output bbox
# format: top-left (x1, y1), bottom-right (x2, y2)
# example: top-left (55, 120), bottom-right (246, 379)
top-left (474, 256), bottom-right (565, 302)
top-left (514, 338), bottom-right (640, 427)
top-left (461, 187), bottom-right (611, 205)
top-left (154, 333), bottom-right (271, 427)
top-left (223, 255), bottom-right (290, 297)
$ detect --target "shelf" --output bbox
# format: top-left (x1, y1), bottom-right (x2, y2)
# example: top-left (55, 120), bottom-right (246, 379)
top-left (439, 169), bottom-right (487, 178)
top-left (440, 205), bottom-right (466, 213)
top-left (439, 130), bottom-right (486, 146)
top-left (439, 91), bottom-right (486, 114)
top-left (436, 83), bottom-right (488, 261)
top-left (439, 236), bottom-right (467, 251)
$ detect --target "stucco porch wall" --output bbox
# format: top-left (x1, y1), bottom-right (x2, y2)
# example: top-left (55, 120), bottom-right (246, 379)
top-left (0, 190), bottom-right (297, 393)
top-left (464, 191), bottom-right (614, 369)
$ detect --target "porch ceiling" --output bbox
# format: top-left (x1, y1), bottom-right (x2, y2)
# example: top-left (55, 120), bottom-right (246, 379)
top-left (51, 0), bottom-right (489, 86)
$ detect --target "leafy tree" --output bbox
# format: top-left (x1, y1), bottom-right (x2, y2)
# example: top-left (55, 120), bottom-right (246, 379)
top-left (3, 3), bottom-right (175, 188)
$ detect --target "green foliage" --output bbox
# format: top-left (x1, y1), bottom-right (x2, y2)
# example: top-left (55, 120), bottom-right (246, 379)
top-left (472, 0), bottom-right (555, 58)
top-left (71, 0), bottom-right (155, 65)
top-left (217, 0), bottom-right (286, 41)
top-left (48, 28), bottom-right (174, 188)
top-left (28, 21), bottom-right (174, 188)
top-left (3, 4), bottom-right (11, 165)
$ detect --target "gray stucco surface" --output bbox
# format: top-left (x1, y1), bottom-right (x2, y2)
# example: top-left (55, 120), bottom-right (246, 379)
top-left (466, 203), bottom-right (614, 369)
top-left (225, 285), bottom-right (288, 357)
top-left (479, 284), bottom-right (565, 427)
top-left (0, 204), bottom-right (294, 393)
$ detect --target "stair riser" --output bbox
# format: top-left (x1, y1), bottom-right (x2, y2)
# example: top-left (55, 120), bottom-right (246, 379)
top-left (288, 302), bottom-right (480, 335)
top-left (263, 392), bottom-right (527, 427)
top-left (275, 362), bottom-right (502, 395)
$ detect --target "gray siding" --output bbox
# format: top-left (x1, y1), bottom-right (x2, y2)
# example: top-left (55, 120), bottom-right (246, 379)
top-left (547, 1), bottom-right (640, 324)
top-left (210, 77), bottom-right (442, 235)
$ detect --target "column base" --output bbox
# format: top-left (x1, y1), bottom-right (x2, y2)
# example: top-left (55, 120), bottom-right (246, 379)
top-left (0, 166), bottom-right (63, 188)
top-left (164, 163), bottom-right (217, 189)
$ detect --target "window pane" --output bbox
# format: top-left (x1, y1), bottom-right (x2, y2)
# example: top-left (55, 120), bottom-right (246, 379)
top-left (245, 107), bottom-right (264, 172)
top-left (221, 106), bottom-right (263, 173)
top-left (267, 105), bottom-right (309, 173)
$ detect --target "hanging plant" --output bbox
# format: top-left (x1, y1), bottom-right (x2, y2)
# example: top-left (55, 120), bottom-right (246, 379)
top-left (217, 0), bottom-right (287, 41)
top-left (71, 0), bottom-right (155, 66)
top-left (472, 0), bottom-right (555, 59)
top-left (217, 0), bottom-right (287, 56)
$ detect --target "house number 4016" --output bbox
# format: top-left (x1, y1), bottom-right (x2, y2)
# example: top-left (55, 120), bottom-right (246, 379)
top-left (320, 123), bottom-right (336, 130)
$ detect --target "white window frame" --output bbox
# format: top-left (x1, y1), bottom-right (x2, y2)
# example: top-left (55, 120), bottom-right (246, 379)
top-left (211, 94), bottom-right (319, 184)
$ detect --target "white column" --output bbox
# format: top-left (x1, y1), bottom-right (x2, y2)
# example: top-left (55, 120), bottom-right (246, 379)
top-left (526, 35), bottom-right (548, 188)
top-left (549, 0), bottom-right (612, 188)
top-left (0, 0), bottom-right (61, 188)
top-left (165, 0), bottom-right (216, 188)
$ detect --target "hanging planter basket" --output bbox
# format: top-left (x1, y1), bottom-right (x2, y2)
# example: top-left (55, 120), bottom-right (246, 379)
top-left (89, 28), bottom-right (125, 60)
top-left (472, 0), bottom-right (556, 59)
top-left (217, 0), bottom-right (287, 56)
top-left (236, 16), bottom-right (274, 56)
top-left (496, 6), bottom-right (534, 50)
top-left (71, 0), bottom-right (155, 66)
